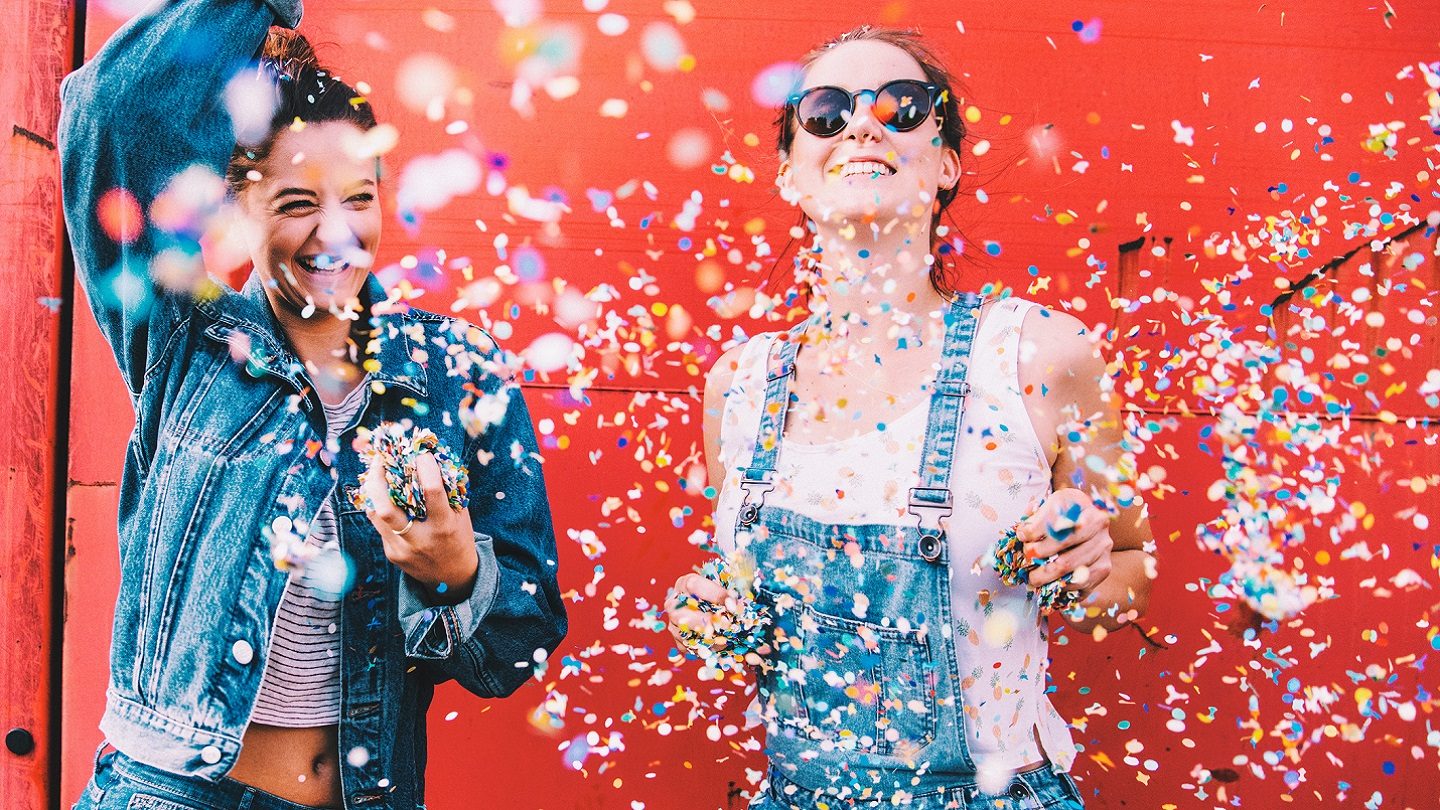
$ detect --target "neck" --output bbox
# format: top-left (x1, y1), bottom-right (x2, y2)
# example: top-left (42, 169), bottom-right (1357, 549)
top-left (271, 302), bottom-right (365, 400)
top-left (806, 219), bottom-right (949, 346)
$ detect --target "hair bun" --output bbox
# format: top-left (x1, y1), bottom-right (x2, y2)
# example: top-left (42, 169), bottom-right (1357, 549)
top-left (226, 26), bottom-right (378, 197)
top-left (260, 28), bottom-right (320, 78)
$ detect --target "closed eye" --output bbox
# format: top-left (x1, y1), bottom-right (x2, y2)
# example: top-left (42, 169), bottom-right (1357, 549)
top-left (277, 199), bottom-right (317, 214)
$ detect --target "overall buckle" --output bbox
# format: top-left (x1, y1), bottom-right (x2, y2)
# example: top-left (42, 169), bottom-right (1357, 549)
top-left (737, 471), bottom-right (775, 527)
top-left (907, 487), bottom-right (952, 563)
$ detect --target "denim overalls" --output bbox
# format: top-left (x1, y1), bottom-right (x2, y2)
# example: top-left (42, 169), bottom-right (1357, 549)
top-left (733, 295), bottom-right (1084, 809)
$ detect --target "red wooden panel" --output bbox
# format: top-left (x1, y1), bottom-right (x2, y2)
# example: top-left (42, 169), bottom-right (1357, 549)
top-left (59, 1), bottom-right (1440, 808)
top-left (0, 0), bottom-right (75, 806)
top-left (59, 483), bottom-right (122, 805)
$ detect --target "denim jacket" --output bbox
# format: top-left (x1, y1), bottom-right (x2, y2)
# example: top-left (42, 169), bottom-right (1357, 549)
top-left (58, 0), bottom-right (566, 805)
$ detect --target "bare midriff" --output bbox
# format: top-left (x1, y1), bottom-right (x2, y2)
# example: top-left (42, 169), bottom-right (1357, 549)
top-left (228, 723), bottom-right (342, 808)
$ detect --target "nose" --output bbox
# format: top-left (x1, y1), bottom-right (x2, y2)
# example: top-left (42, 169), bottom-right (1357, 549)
top-left (314, 203), bottom-right (359, 250)
top-left (844, 91), bottom-right (886, 142)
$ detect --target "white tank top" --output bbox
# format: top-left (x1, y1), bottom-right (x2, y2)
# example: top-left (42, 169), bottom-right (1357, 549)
top-left (712, 296), bottom-right (1077, 773)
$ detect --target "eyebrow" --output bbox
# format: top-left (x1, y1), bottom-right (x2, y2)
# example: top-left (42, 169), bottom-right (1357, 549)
top-left (271, 187), bottom-right (317, 202)
top-left (270, 179), bottom-right (376, 202)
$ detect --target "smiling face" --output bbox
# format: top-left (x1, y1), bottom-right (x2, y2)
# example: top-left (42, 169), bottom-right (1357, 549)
top-left (779, 39), bottom-right (961, 234)
top-left (238, 121), bottom-right (380, 317)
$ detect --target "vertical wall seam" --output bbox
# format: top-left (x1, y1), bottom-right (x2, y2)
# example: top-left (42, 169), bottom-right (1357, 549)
top-left (49, 0), bottom-right (87, 802)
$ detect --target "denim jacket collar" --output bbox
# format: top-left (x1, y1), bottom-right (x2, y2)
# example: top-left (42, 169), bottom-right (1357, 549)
top-left (196, 271), bottom-right (428, 407)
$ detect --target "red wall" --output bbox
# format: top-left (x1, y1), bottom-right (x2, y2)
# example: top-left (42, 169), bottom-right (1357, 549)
top-left (44, 1), bottom-right (1440, 808)
top-left (0, 0), bottom-right (74, 805)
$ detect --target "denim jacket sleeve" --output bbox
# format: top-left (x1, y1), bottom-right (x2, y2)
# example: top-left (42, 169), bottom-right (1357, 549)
top-left (58, 0), bottom-right (301, 398)
top-left (397, 376), bottom-right (568, 697)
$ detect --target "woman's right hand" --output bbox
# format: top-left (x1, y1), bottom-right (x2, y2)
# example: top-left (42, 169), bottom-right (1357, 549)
top-left (664, 573), bottom-right (737, 650)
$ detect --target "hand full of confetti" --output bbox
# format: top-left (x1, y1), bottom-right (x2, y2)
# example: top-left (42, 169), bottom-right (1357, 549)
top-left (669, 557), bottom-right (771, 673)
top-left (987, 504), bottom-right (1087, 614)
top-left (352, 421), bottom-right (470, 521)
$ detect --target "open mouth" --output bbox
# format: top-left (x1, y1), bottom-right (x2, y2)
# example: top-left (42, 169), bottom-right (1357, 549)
top-left (837, 159), bottom-right (897, 179)
top-left (294, 253), bottom-right (353, 276)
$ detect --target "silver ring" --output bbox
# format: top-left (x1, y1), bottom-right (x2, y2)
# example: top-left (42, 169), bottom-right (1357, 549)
top-left (394, 518), bottom-right (415, 536)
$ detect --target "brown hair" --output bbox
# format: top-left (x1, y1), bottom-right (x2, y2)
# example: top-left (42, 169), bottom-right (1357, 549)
top-left (776, 26), bottom-right (970, 296)
top-left (225, 29), bottom-right (378, 196)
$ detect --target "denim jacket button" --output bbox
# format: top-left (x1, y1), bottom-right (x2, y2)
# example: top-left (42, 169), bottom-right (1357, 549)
top-left (201, 745), bottom-right (222, 764)
top-left (232, 639), bottom-right (254, 665)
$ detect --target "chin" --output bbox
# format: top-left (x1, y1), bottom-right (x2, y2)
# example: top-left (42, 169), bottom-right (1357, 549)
top-left (818, 205), bottom-right (892, 228)
top-left (304, 273), bottom-right (365, 299)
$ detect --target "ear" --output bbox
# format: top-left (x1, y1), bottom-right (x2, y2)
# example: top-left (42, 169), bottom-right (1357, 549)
top-left (776, 158), bottom-right (793, 190)
top-left (777, 158), bottom-right (803, 205)
top-left (938, 145), bottom-right (961, 192)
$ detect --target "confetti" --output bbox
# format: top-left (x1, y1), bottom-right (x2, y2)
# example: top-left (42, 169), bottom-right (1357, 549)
top-left (352, 421), bottom-right (470, 520)
top-left (673, 557), bottom-right (771, 673)
top-left (988, 520), bottom-right (1086, 614)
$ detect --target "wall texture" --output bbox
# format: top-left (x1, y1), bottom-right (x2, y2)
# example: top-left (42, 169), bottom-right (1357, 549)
top-left (0, 0), bottom-right (73, 804)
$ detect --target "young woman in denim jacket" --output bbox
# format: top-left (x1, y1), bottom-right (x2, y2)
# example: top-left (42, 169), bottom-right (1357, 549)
top-left (667, 28), bottom-right (1155, 809)
top-left (59, 0), bottom-right (565, 807)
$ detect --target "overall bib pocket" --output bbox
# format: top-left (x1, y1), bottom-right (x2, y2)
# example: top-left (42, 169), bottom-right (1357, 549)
top-left (758, 587), bottom-right (937, 759)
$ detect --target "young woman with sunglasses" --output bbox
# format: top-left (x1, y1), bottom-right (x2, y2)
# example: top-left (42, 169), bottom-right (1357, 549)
top-left (667, 27), bottom-right (1154, 809)
top-left (59, 0), bottom-right (565, 807)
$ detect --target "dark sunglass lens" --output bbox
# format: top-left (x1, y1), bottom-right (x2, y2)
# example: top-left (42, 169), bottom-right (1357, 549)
top-left (797, 88), bottom-right (851, 137)
top-left (878, 81), bottom-right (932, 132)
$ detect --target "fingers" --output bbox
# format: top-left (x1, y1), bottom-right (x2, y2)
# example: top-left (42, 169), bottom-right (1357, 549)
top-left (1028, 529), bottom-right (1114, 591)
top-left (671, 573), bottom-right (730, 606)
top-left (1022, 494), bottom-right (1112, 559)
top-left (665, 573), bottom-right (740, 650)
top-left (363, 455), bottom-right (409, 534)
top-left (413, 453), bottom-right (458, 516)
top-left (1016, 491), bottom-right (1081, 544)
top-left (667, 607), bottom-right (715, 643)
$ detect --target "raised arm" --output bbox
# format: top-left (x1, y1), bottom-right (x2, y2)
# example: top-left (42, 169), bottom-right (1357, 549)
top-left (58, 0), bottom-right (300, 396)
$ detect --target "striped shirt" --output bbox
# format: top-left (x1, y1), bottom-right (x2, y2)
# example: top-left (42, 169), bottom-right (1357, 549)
top-left (250, 380), bottom-right (367, 727)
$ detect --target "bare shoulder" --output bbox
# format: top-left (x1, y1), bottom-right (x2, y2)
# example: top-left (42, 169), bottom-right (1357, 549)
top-left (1018, 304), bottom-right (1104, 387)
top-left (1015, 304), bottom-right (1108, 461)
top-left (705, 342), bottom-right (748, 401)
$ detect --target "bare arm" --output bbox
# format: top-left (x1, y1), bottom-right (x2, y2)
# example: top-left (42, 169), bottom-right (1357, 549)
top-left (666, 343), bottom-right (745, 647)
top-left (702, 343), bottom-right (743, 505)
top-left (1020, 307), bottom-right (1155, 635)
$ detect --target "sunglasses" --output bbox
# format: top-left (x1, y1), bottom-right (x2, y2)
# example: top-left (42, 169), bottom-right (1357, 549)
top-left (787, 79), bottom-right (942, 138)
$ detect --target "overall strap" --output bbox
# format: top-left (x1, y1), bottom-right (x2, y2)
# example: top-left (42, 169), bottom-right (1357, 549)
top-left (908, 293), bottom-right (983, 562)
top-left (735, 323), bottom-right (805, 528)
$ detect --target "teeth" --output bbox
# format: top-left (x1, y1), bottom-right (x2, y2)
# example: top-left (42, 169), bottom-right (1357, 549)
top-left (841, 160), bottom-right (894, 178)
top-left (297, 254), bottom-right (350, 274)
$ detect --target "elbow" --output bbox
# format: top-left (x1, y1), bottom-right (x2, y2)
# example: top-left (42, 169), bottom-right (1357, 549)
top-left (57, 72), bottom-right (88, 161)
top-left (497, 610), bottom-right (567, 697)
top-left (57, 69), bottom-right (109, 181)
top-left (59, 65), bottom-right (104, 132)
top-left (1069, 557), bottom-right (1153, 636)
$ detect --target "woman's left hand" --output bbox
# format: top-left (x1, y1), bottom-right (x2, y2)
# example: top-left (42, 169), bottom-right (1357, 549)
top-left (362, 451), bottom-right (479, 603)
top-left (1017, 487), bottom-right (1116, 599)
